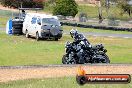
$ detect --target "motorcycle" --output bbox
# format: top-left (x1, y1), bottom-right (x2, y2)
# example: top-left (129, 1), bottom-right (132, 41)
top-left (62, 30), bottom-right (110, 64)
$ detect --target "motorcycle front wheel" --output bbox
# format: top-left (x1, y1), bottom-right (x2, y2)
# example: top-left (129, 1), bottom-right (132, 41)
top-left (93, 54), bottom-right (110, 63)
top-left (62, 55), bottom-right (76, 64)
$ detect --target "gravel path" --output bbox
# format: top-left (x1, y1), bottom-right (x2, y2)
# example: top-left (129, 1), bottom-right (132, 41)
top-left (0, 64), bottom-right (132, 83)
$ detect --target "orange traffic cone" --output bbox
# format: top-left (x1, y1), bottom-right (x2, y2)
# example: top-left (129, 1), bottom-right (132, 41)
top-left (77, 66), bottom-right (86, 76)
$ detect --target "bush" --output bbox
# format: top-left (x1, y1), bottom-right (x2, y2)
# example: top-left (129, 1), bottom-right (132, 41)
top-left (111, 0), bottom-right (132, 17)
top-left (53, 0), bottom-right (78, 17)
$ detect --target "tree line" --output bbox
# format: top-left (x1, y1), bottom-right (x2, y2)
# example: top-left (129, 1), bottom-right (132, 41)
top-left (0, 0), bottom-right (131, 18)
top-left (0, 0), bottom-right (45, 8)
top-left (102, 0), bottom-right (132, 17)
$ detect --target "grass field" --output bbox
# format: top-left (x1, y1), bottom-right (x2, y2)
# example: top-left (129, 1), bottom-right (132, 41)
top-left (0, 27), bottom-right (132, 66)
top-left (0, 8), bottom-right (132, 66)
top-left (78, 5), bottom-right (131, 20)
top-left (0, 77), bottom-right (132, 88)
top-left (43, 4), bottom-right (131, 21)
top-left (0, 16), bottom-right (10, 27)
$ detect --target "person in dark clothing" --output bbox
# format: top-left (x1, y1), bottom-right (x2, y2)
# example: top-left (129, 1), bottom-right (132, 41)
top-left (21, 10), bottom-right (26, 18)
top-left (70, 29), bottom-right (91, 64)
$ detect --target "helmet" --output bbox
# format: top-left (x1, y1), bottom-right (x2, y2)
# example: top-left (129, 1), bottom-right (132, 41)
top-left (70, 29), bottom-right (78, 38)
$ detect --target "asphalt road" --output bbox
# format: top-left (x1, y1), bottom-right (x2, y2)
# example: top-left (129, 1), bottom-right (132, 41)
top-left (64, 30), bottom-right (132, 38)
top-left (1, 28), bottom-right (132, 38)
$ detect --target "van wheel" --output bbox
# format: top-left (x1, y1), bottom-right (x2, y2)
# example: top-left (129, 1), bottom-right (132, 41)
top-left (36, 32), bottom-right (39, 41)
top-left (55, 38), bottom-right (58, 41)
top-left (25, 30), bottom-right (30, 38)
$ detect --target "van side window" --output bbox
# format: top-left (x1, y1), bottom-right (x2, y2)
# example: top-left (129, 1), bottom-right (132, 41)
top-left (31, 17), bottom-right (37, 24)
top-left (37, 18), bottom-right (41, 25)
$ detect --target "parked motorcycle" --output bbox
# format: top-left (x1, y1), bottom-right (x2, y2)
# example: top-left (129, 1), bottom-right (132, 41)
top-left (62, 29), bottom-right (110, 64)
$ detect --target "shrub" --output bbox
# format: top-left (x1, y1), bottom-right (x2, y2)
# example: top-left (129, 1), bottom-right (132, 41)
top-left (53, 0), bottom-right (78, 17)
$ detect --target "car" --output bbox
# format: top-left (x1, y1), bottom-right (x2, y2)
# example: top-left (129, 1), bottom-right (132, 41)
top-left (23, 13), bottom-right (63, 41)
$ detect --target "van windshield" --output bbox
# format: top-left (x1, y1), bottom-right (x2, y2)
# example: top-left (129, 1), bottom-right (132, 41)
top-left (42, 18), bottom-right (60, 26)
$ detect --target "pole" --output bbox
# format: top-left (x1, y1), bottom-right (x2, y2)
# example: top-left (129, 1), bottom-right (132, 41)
top-left (19, 1), bottom-right (23, 20)
top-left (20, 2), bottom-right (22, 8)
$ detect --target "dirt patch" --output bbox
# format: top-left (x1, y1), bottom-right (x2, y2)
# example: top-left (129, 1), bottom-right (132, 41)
top-left (0, 65), bottom-right (132, 83)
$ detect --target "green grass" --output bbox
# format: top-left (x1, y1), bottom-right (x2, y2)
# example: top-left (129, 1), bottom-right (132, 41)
top-left (0, 31), bottom-right (65, 65)
top-left (0, 31), bottom-right (69, 66)
top-left (0, 28), bottom-right (132, 66)
top-left (0, 16), bottom-right (9, 27)
top-left (78, 5), bottom-right (131, 20)
top-left (42, 4), bottom-right (131, 21)
top-left (78, 5), bottom-right (98, 18)
top-left (0, 77), bottom-right (132, 88)
top-left (63, 26), bottom-right (132, 34)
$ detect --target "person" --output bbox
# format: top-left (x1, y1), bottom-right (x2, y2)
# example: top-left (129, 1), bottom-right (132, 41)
top-left (70, 28), bottom-right (90, 45)
top-left (21, 10), bottom-right (26, 19)
top-left (70, 29), bottom-right (90, 64)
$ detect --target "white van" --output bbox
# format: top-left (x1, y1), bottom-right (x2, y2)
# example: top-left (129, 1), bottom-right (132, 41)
top-left (23, 13), bottom-right (63, 41)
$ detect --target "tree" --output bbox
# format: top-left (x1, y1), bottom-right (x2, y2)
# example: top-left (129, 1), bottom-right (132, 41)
top-left (0, 0), bottom-right (44, 8)
top-left (117, 0), bottom-right (132, 17)
top-left (53, 0), bottom-right (78, 17)
top-left (109, 0), bottom-right (132, 17)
